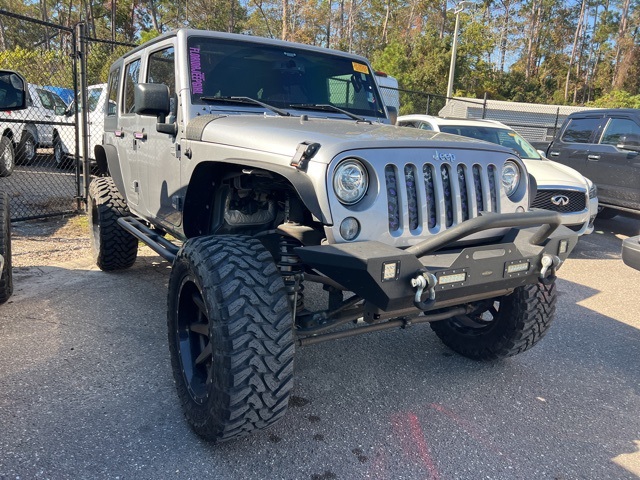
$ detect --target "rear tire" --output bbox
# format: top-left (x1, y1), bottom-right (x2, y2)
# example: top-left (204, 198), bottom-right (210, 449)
top-left (88, 177), bottom-right (138, 271)
top-left (53, 134), bottom-right (72, 169)
top-left (16, 132), bottom-right (36, 165)
top-left (168, 235), bottom-right (294, 443)
top-left (0, 136), bottom-right (15, 177)
top-left (431, 280), bottom-right (557, 360)
top-left (0, 192), bottom-right (13, 304)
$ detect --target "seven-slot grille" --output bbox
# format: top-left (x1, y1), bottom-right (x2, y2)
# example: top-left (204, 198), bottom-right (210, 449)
top-left (385, 162), bottom-right (499, 234)
top-left (531, 189), bottom-right (586, 213)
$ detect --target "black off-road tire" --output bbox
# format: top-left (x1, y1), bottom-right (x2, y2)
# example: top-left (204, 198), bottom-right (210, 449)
top-left (88, 177), bottom-right (138, 271)
top-left (0, 136), bottom-right (15, 177)
top-left (168, 235), bottom-right (294, 443)
top-left (430, 280), bottom-right (557, 360)
top-left (0, 192), bottom-right (13, 304)
top-left (596, 206), bottom-right (618, 219)
top-left (16, 131), bottom-right (36, 165)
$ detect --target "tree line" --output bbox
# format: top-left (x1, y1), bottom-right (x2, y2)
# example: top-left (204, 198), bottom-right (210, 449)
top-left (0, 0), bottom-right (638, 111)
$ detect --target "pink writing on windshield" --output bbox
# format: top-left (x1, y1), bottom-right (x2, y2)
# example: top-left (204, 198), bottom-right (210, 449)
top-left (190, 47), bottom-right (205, 94)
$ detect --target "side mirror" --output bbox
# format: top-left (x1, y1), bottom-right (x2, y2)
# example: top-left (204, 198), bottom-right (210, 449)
top-left (386, 105), bottom-right (398, 125)
top-left (0, 70), bottom-right (27, 111)
top-left (134, 83), bottom-right (170, 117)
top-left (617, 135), bottom-right (640, 153)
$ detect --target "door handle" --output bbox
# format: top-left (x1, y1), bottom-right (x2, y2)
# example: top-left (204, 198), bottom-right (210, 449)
top-left (549, 151), bottom-right (559, 157)
top-left (587, 154), bottom-right (600, 161)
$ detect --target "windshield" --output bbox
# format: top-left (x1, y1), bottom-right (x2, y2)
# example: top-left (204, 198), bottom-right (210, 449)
top-left (187, 36), bottom-right (386, 119)
top-left (439, 125), bottom-right (542, 160)
top-left (76, 87), bottom-right (103, 113)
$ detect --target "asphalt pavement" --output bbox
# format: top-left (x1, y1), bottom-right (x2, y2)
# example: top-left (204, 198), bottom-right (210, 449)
top-left (0, 215), bottom-right (639, 480)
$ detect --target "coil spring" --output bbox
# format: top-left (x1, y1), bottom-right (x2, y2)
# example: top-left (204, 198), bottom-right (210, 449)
top-left (278, 236), bottom-right (305, 314)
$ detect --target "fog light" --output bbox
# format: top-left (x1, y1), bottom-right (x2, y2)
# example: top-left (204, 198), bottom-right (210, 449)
top-left (438, 272), bottom-right (467, 285)
top-left (558, 240), bottom-right (568, 254)
top-left (507, 262), bottom-right (529, 274)
top-left (382, 261), bottom-right (400, 282)
top-left (340, 217), bottom-right (360, 241)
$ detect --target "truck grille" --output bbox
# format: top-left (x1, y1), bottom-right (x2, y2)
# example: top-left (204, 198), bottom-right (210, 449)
top-left (531, 189), bottom-right (586, 213)
top-left (385, 162), bottom-right (498, 234)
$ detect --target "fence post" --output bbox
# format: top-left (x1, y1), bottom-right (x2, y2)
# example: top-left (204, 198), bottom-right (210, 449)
top-left (71, 28), bottom-right (81, 212)
top-left (553, 107), bottom-right (560, 139)
top-left (482, 92), bottom-right (487, 119)
top-left (426, 95), bottom-right (431, 115)
top-left (76, 22), bottom-right (90, 210)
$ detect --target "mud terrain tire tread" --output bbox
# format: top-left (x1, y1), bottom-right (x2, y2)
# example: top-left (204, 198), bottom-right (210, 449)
top-left (168, 235), bottom-right (294, 443)
top-left (0, 191), bottom-right (13, 304)
top-left (431, 281), bottom-right (557, 360)
top-left (88, 177), bottom-right (138, 271)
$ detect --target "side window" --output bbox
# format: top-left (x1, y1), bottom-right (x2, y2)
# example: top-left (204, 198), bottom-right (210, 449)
top-left (107, 68), bottom-right (120, 117)
top-left (418, 122), bottom-right (433, 131)
top-left (147, 46), bottom-right (175, 95)
top-left (561, 117), bottom-right (600, 143)
top-left (36, 88), bottom-right (54, 111)
top-left (599, 118), bottom-right (640, 146)
top-left (123, 58), bottom-right (141, 114)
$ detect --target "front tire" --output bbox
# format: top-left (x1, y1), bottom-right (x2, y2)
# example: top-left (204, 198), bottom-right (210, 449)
top-left (431, 280), bottom-right (557, 360)
top-left (88, 177), bottom-right (138, 271)
top-left (167, 235), bottom-right (294, 443)
top-left (0, 192), bottom-right (13, 304)
top-left (596, 206), bottom-right (618, 219)
top-left (0, 136), bottom-right (15, 177)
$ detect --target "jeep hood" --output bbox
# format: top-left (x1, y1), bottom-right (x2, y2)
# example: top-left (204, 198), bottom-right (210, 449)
top-left (187, 114), bottom-right (514, 162)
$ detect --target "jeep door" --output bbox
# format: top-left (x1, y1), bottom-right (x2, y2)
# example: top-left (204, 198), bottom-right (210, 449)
top-left (137, 41), bottom-right (182, 227)
top-left (586, 115), bottom-right (640, 209)
top-left (117, 56), bottom-right (143, 206)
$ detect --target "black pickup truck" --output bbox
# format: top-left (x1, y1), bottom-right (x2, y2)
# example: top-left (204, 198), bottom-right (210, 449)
top-left (547, 109), bottom-right (640, 219)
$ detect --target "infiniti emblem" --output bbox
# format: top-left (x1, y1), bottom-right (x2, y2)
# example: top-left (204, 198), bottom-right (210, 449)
top-left (551, 195), bottom-right (570, 206)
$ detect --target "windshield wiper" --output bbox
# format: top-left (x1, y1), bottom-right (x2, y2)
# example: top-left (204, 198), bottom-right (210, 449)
top-left (200, 96), bottom-right (291, 117)
top-left (288, 103), bottom-right (370, 123)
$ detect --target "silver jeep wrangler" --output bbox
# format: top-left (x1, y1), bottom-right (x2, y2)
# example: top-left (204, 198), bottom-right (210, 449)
top-left (90, 29), bottom-right (578, 443)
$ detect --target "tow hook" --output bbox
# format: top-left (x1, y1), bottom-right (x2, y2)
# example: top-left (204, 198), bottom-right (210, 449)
top-left (539, 254), bottom-right (561, 285)
top-left (411, 271), bottom-right (438, 311)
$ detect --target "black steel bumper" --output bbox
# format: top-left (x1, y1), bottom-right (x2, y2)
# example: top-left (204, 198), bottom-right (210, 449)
top-left (296, 210), bottom-right (578, 312)
top-left (622, 235), bottom-right (640, 271)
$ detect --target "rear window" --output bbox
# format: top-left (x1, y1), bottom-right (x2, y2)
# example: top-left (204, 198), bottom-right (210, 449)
top-left (561, 117), bottom-right (600, 143)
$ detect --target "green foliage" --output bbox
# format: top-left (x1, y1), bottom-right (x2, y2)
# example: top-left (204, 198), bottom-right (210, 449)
top-left (0, 47), bottom-right (74, 87)
top-left (587, 90), bottom-right (640, 109)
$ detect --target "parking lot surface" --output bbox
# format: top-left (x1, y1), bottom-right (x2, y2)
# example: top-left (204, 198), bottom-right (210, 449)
top-left (1, 215), bottom-right (639, 479)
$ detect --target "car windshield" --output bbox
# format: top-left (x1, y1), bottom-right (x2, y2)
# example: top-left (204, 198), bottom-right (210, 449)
top-left (76, 87), bottom-right (103, 113)
top-left (187, 36), bottom-right (386, 119)
top-left (439, 125), bottom-right (542, 160)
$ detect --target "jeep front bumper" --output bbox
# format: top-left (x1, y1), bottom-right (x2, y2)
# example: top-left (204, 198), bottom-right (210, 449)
top-left (296, 210), bottom-right (578, 313)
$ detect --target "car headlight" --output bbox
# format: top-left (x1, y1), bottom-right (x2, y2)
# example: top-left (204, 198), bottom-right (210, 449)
top-left (586, 178), bottom-right (597, 199)
top-left (501, 160), bottom-right (521, 197)
top-left (333, 159), bottom-right (369, 205)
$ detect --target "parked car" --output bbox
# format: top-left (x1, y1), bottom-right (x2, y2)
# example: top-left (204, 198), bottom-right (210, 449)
top-left (0, 69), bottom-right (28, 304)
top-left (0, 82), bottom-right (68, 172)
top-left (54, 83), bottom-right (107, 168)
top-left (547, 108), bottom-right (640, 219)
top-left (622, 235), bottom-right (640, 271)
top-left (397, 115), bottom-right (598, 235)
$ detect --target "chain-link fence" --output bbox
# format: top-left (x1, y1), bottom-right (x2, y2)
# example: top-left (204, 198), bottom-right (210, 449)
top-left (0, 10), bottom-right (81, 221)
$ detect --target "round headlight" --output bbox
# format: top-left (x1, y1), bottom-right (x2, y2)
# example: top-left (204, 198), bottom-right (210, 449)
top-left (333, 159), bottom-right (369, 205)
top-left (502, 160), bottom-right (521, 197)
